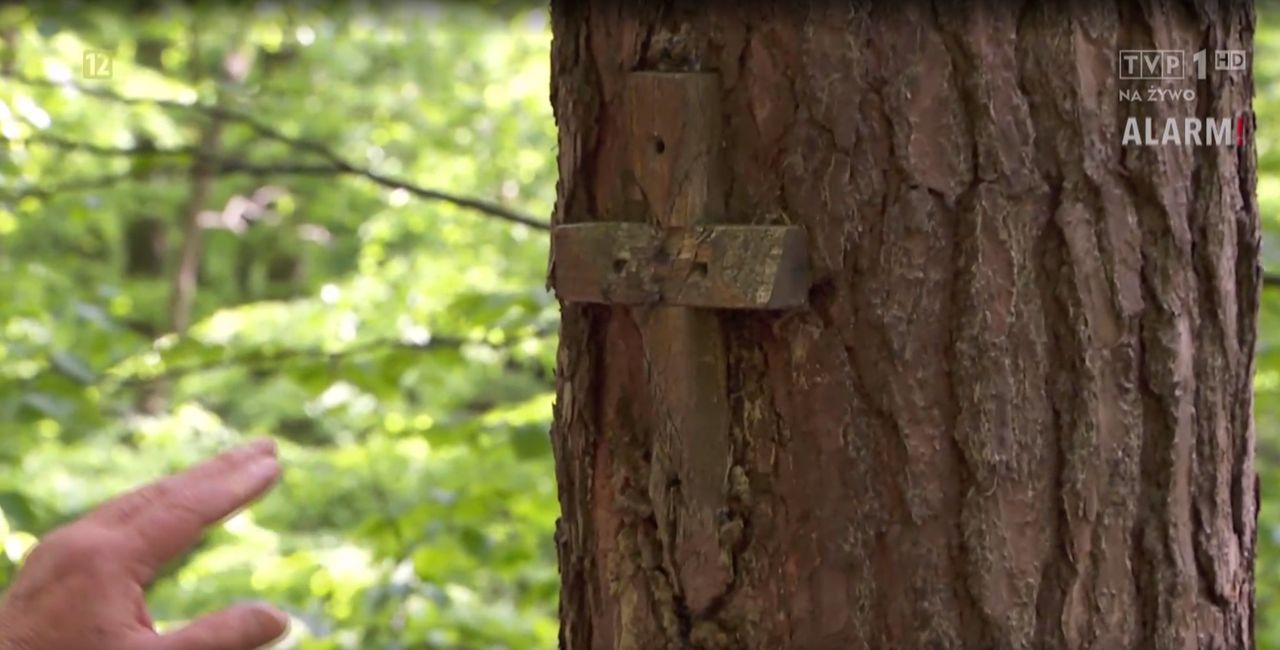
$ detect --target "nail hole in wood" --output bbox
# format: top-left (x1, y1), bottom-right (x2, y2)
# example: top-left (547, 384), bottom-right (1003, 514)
top-left (691, 261), bottom-right (709, 280)
top-left (653, 134), bottom-right (666, 155)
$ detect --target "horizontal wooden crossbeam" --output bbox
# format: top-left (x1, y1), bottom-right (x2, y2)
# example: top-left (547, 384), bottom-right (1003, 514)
top-left (551, 222), bottom-right (811, 309)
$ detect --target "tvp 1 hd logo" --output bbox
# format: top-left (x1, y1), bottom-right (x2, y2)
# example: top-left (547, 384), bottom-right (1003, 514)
top-left (1117, 49), bottom-right (1250, 147)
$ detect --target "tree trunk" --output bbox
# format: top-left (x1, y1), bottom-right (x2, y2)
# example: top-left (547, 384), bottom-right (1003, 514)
top-left (548, 2), bottom-right (1260, 649)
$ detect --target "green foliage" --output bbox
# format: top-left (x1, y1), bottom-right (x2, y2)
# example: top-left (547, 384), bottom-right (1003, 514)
top-left (0, 3), bottom-right (558, 648)
top-left (1233, 4), bottom-right (1280, 646)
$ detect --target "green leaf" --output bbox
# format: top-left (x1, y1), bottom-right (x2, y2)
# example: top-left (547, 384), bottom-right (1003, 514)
top-left (510, 423), bottom-right (549, 460)
top-left (0, 491), bottom-right (38, 530)
top-left (20, 392), bottom-right (73, 421)
top-left (50, 350), bottom-right (97, 385)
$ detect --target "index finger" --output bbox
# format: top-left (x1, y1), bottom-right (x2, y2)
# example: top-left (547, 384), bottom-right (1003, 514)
top-left (90, 439), bottom-right (282, 581)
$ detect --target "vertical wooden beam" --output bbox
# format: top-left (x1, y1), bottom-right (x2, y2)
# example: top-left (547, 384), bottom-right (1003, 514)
top-left (626, 72), bottom-right (733, 615)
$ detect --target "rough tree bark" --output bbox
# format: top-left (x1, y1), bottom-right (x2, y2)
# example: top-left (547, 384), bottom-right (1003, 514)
top-left (548, 2), bottom-right (1260, 649)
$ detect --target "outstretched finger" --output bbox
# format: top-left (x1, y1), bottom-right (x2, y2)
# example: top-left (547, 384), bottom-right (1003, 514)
top-left (149, 603), bottom-right (290, 650)
top-left (89, 439), bottom-right (281, 580)
top-left (91, 439), bottom-right (276, 525)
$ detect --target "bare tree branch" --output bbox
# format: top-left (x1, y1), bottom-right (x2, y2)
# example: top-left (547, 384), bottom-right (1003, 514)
top-left (2, 72), bottom-right (551, 230)
top-left (2, 133), bottom-right (195, 157)
top-left (214, 159), bottom-right (549, 229)
top-left (3, 170), bottom-right (142, 198)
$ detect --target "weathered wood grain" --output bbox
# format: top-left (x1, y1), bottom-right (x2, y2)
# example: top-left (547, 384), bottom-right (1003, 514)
top-left (551, 222), bottom-right (811, 309)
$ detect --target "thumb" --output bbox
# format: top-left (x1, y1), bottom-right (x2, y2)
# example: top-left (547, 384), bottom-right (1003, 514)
top-left (152, 603), bottom-right (290, 650)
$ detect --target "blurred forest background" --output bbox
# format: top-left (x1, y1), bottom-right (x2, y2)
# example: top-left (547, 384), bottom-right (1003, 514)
top-left (0, 2), bottom-right (558, 649)
top-left (3, 3), bottom-right (1280, 650)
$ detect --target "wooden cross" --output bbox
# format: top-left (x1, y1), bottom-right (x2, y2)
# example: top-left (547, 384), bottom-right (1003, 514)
top-left (552, 72), bottom-right (811, 310)
top-left (549, 72), bottom-right (811, 613)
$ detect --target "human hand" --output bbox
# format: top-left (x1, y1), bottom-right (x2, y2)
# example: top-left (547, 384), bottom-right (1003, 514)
top-left (0, 439), bottom-right (289, 650)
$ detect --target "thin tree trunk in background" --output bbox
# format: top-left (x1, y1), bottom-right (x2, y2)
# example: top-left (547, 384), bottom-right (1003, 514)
top-left (135, 27), bottom-right (227, 414)
top-left (169, 113), bottom-right (223, 333)
top-left (169, 27), bottom-right (252, 333)
top-left (169, 24), bottom-right (224, 335)
top-left (548, 2), bottom-right (1260, 649)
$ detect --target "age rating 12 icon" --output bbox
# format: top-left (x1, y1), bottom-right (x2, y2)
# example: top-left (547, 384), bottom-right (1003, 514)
top-left (82, 50), bottom-right (113, 79)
